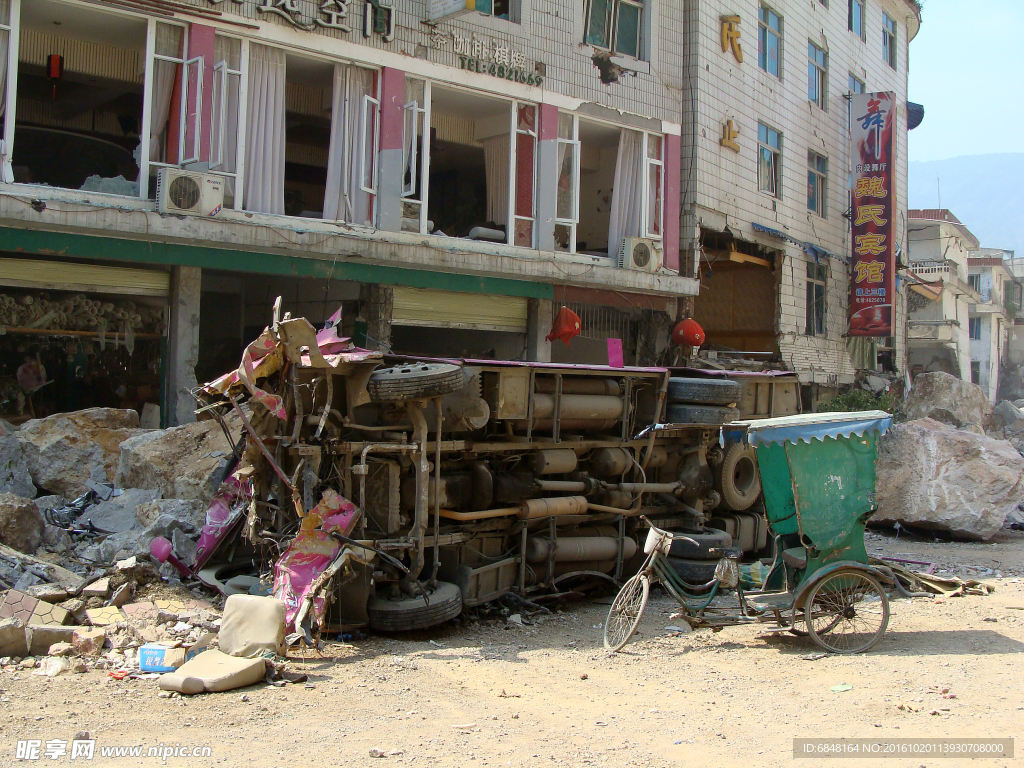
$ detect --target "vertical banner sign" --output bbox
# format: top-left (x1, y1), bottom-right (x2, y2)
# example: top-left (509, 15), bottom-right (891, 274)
top-left (849, 92), bottom-right (896, 336)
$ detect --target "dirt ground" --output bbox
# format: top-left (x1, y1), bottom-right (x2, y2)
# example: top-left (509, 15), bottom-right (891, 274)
top-left (3, 527), bottom-right (1023, 768)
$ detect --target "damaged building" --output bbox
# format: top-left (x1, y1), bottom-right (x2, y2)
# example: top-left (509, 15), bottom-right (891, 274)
top-left (683, 0), bottom-right (921, 406)
top-left (0, 0), bottom-right (693, 427)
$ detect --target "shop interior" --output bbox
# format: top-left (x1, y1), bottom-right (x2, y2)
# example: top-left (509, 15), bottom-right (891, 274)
top-left (283, 53), bottom-right (333, 218)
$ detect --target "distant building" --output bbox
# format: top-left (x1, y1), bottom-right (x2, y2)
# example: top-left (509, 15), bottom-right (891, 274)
top-left (968, 248), bottom-right (1021, 401)
top-left (905, 209), bottom-right (978, 382)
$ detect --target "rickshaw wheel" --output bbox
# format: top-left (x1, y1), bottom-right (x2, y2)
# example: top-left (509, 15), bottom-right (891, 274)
top-left (804, 570), bottom-right (889, 654)
top-left (604, 573), bottom-right (650, 652)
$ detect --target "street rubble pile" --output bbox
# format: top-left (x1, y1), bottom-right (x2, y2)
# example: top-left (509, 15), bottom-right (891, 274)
top-left (0, 406), bottom-right (309, 695)
top-left (873, 371), bottom-right (1024, 540)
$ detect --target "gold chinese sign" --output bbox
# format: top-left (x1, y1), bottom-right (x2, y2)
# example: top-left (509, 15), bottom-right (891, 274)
top-left (721, 15), bottom-right (742, 63)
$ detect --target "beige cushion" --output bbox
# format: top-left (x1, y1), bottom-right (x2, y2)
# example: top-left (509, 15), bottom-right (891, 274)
top-left (218, 594), bottom-right (285, 658)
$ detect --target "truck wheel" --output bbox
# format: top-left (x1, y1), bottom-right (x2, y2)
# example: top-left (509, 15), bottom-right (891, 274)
top-left (715, 441), bottom-right (761, 511)
top-left (665, 557), bottom-right (719, 584)
top-left (666, 377), bottom-right (742, 406)
top-left (665, 403), bottom-right (740, 425)
top-left (668, 528), bottom-right (732, 559)
top-left (367, 581), bottom-right (463, 631)
top-left (367, 363), bottom-right (465, 403)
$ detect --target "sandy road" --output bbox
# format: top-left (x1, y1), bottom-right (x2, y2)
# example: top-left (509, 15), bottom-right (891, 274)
top-left (2, 530), bottom-right (1023, 768)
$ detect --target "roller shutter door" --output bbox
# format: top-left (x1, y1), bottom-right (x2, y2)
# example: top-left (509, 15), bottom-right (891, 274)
top-left (0, 258), bottom-right (170, 296)
top-left (392, 287), bottom-right (527, 332)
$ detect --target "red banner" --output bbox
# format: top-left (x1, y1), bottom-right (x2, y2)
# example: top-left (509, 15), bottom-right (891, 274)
top-left (849, 92), bottom-right (896, 337)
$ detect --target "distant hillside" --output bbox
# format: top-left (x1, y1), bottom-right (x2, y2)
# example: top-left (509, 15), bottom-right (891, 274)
top-left (909, 154), bottom-right (1024, 255)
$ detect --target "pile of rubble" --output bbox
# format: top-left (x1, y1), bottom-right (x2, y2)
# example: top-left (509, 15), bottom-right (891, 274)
top-left (874, 371), bottom-right (1024, 541)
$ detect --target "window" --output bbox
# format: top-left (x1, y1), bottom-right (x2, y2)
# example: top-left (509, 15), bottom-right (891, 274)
top-left (554, 113), bottom-right (579, 252)
top-left (645, 134), bottom-right (663, 239)
top-left (758, 6), bottom-right (782, 78)
top-left (969, 317), bottom-right (981, 340)
top-left (513, 104), bottom-right (537, 247)
top-left (210, 35), bottom-right (243, 208)
top-left (808, 41), bottom-right (828, 110)
top-left (883, 13), bottom-right (897, 69)
top-left (968, 274), bottom-right (981, 292)
top-left (757, 123), bottom-right (781, 198)
top-left (806, 262), bottom-right (826, 336)
top-left (971, 360), bottom-right (981, 384)
top-left (849, 0), bottom-right (865, 39)
top-left (475, 0), bottom-right (515, 21)
top-left (848, 73), bottom-right (865, 129)
top-left (585, 0), bottom-right (644, 59)
top-left (807, 151), bottom-right (828, 217)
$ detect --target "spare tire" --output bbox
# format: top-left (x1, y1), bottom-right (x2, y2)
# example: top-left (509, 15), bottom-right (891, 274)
top-left (368, 363), bottom-right (465, 402)
top-left (665, 403), bottom-right (740, 425)
top-left (667, 377), bottom-right (742, 406)
top-left (715, 441), bottom-right (761, 511)
top-left (667, 528), bottom-right (732, 559)
top-left (367, 581), bottom-right (463, 631)
top-left (665, 557), bottom-right (719, 584)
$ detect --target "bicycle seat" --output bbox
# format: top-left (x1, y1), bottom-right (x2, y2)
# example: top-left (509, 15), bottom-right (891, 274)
top-left (781, 547), bottom-right (808, 569)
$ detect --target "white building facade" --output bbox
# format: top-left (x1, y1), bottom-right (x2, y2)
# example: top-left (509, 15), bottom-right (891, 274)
top-left (968, 252), bottom-right (1018, 401)
top-left (684, 0), bottom-right (921, 404)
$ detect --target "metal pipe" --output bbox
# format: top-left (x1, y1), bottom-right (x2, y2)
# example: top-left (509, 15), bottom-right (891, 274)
top-left (431, 396), bottom-right (443, 586)
top-left (314, 374), bottom-right (333, 439)
top-left (229, 398), bottom-right (293, 490)
top-left (355, 443), bottom-right (417, 515)
top-left (613, 482), bottom-right (682, 494)
top-left (535, 480), bottom-right (588, 493)
top-left (438, 507), bottom-right (522, 521)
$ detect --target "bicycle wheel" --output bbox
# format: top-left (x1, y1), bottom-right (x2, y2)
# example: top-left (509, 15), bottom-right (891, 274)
top-left (604, 573), bottom-right (650, 652)
top-left (804, 570), bottom-right (889, 654)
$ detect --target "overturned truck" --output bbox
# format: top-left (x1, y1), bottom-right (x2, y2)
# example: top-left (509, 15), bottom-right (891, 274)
top-left (192, 309), bottom-right (765, 634)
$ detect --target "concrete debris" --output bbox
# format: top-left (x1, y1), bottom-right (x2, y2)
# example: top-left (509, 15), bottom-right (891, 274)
top-left (904, 372), bottom-right (994, 428)
top-left (115, 417), bottom-right (237, 504)
top-left (136, 498), bottom-right (206, 530)
top-left (0, 434), bottom-right (36, 498)
top-left (14, 408), bottom-right (149, 497)
top-left (874, 418), bottom-right (1024, 540)
top-left (995, 400), bottom-right (1024, 432)
top-left (71, 627), bottom-right (107, 655)
top-left (0, 494), bottom-right (44, 553)
top-left (0, 617), bottom-right (29, 657)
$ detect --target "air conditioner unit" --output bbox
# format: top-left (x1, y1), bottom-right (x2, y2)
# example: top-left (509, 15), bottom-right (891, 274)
top-left (618, 237), bottom-right (662, 273)
top-left (156, 168), bottom-right (224, 217)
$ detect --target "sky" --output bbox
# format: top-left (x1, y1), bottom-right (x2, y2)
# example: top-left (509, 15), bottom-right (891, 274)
top-left (908, 0), bottom-right (1024, 162)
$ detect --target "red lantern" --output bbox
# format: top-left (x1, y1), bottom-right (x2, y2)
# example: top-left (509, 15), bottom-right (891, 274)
top-left (546, 306), bottom-right (582, 346)
top-left (672, 318), bottom-right (705, 347)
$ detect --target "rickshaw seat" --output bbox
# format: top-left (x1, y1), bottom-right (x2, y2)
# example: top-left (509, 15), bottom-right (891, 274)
top-left (781, 547), bottom-right (807, 569)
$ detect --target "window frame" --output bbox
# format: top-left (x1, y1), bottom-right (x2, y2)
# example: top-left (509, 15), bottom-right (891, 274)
top-left (758, 4), bottom-right (783, 79)
top-left (584, 0), bottom-right (646, 61)
top-left (141, 20), bottom-right (192, 197)
top-left (208, 33), bottom-right (248, 210)
top-left (757, 122), bottom-right (782, 199)
top-left (510, 101), bottom-right (538, 248)
top-left (969, 316), bottom-right (982, 341)
top-left (807, 40), bottom-right (828, 111)
top-left (0, 0), bottom-right (19, 185)
top-left (401, 78), bottom-right (432, 236)
top-left (807, 150), bottom-right (828, 218)
top-left (883, 12), bottom-right (897, 69)
top-left (805, 261), bottom-right (827, 337)
top-left (849, 0), bottom-right (865, 40)
top-left (554, 111), bottom-right (581, 253)
top-left (643, 132), bottom-right (664, 240)
top-left (474, 0), bottom-right (517, 22)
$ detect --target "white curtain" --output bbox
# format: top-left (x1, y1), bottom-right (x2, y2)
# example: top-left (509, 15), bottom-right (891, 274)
top-left (608, 129), bottom-right (643, 256)
top-left (323, 64), bottom-right (374, 225)
top-left (244, 44), bottom-right (286, 215)
top-left (149, 24), bottom-right (182, 164)
top-left (213, 36), bottom-right (240, 204)
top-left (481, 134), bottom-right (510, 226)
top-left (0, 23), bottom-right (10, 184)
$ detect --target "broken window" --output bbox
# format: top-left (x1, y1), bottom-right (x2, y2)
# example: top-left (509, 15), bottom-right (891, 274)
top-left (805, 261), bottom-right (827, 337)
top-left (146, 23), bottom-right (189, 192)
top-left (12, 0), bottom-right (147, 195)
top-left (584, 0), bottom-right (644, 60)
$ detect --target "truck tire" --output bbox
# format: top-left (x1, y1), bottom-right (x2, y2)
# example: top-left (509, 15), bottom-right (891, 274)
top-left (665, 403), bottom-right (740, 425)
top-left (667, 377), bottom-right (742, 406)
top-left (715, 441), bottom-right (761, 511)
top-left (665, 557), bottom-right (719, 584)
top-left (367, 581), bottom-right (463, 631)
top-left (367, 363), bottom-right (465, 402)
top-left (667, 528), bottom-right (732, 559)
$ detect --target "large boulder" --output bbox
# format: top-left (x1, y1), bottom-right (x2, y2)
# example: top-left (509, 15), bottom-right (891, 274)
top-left (0, 435), bottom-right (35, 498)
top-left (904, 372), bottom-right (993, 428)
top-left (0, 494), bottom-right (44, 553)
top-left (115, 419), bottom-right (234, 503)
top-left (77, 488), bottom-right (161, 534)
top-left (15, 409), bottom-right (149, 497)
top-left (874, 418), bottom-right (1024, 540)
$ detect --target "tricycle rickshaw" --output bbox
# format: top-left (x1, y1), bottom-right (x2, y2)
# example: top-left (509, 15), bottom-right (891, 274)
top-left (605, 411), bottom-right (896, 654)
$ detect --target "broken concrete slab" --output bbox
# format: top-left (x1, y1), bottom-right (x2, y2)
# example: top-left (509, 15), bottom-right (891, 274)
top-left (82, 578), bottom-right (110, 598)
top-left (0, 544), bottom-right (86, 592)
top-left (0, 588), bottom-right (39, 623)
top-left (15, 408), bottom-right (150, 497)
top-left (904, 372), bottom-right (993, 428)
top-left (0, 617), bottom-right (28, 657)
top-left (72, 627), bottom-right (107, 656)
top-left (0, 434), bottom-right (36, 498)
top-left (136, 498), bottom-right (206, 529)
top-left (29, 625), bottom-right (76, 656)
top-left (116, 418), bottom-right (236, 504)
top-left (0, 494), bottom-right (44, 554)
top-left (78, 488), bottom-right (161, 535)
top-left (23, 584), bottom-right (69, 603)
top-left (85, 607), bottom-right (124, 627)
top-left (874, 418), bottom-right (1024, 540)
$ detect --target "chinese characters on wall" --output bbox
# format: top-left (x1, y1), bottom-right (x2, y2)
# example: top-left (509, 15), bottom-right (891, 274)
top-left (431, 31), bottom-right (542, 86)
top-left (206, 0), bottom-right (392, 39)
top-left (849, 92), bottom-right (897, 337)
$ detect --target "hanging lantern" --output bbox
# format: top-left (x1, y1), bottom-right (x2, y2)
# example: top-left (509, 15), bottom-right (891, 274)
top-left (47, 54), bottom-right (64, 100)
top-left (672, 318), bottom-right (705, 347)
top-left (545, 306), bottom-right (581, 346)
